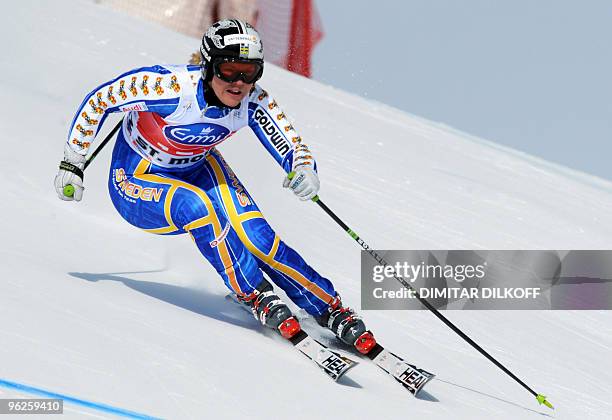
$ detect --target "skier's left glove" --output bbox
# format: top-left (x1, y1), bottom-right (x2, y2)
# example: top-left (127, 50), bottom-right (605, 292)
top-left (54, 143), bottom-right (86, 202)
top-left (283, 167), bottom-right (320, 201)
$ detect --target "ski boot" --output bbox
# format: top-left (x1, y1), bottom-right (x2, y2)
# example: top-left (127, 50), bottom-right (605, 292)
top-left (239, 278), bottom-right (302, 339)
top-left (317, 294), bottom-right (377, 355)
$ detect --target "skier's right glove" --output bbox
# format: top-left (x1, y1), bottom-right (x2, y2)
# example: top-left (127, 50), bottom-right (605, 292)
top-left (54, 143), bottom-right (86, 202)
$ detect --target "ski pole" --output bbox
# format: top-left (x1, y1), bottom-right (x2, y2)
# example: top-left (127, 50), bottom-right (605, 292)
top-left (287, 172), bottom-right (553, 410)
top-left (63, 117), bottom-right (124, 197)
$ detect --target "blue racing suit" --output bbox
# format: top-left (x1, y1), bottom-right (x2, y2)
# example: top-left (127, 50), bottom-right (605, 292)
top-left (66, 64), bottom-right (336, 315)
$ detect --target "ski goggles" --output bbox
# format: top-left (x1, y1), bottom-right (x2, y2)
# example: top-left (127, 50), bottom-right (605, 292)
top-left (212, 58), bottom-right (264, 84)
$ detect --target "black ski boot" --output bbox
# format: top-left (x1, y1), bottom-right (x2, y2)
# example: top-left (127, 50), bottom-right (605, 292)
top-left (239, 278), bottom-right (301, 339)
top-left (316, 294), bottom-right (377, 354)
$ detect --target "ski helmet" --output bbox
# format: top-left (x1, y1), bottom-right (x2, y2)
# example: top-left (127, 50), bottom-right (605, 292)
top-left (200, 19), bottom-right (264, 83)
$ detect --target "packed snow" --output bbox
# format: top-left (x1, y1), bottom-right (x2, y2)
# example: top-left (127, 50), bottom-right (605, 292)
top-left (1, 1), bottom-right (610, 419)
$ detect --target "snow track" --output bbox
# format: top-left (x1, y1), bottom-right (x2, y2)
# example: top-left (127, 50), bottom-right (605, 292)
top-left (1, 1), bottom-right (611, 418)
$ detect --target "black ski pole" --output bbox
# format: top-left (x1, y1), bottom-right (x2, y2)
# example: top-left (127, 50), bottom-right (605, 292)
top-left (287, 173), bottom-right (553, 409)
top-left (63, 117), bottom-right (123, 197)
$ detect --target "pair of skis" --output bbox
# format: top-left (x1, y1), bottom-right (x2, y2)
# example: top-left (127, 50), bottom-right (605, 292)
top-left (226, 294), bottom-right (434, 396)
top-left (289, 329), bottom-right (434, 396)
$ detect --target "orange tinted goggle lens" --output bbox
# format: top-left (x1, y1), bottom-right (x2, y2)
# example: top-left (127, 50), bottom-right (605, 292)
top-left (215, 61), bottom-right (262, 83)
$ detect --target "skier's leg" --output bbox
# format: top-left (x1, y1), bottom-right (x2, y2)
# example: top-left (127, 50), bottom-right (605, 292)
top-left (202, 151), bottom-right (339, 308)
top-left (202, 149), bottom-right (337, 313)
top-left (107, 135), bottom-right (263, 296)
top-left (107, 137), bottom-right (300, 337)
top-left (202, 148), bottom-right (376, 352)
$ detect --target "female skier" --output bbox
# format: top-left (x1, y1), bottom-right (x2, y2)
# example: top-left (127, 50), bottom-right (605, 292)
top-left (54, 19), bottom-right (376, 355)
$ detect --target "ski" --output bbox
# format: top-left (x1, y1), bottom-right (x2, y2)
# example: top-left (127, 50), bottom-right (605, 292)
top-left (365, 343), bottom-right (435, 396)
top-left (225, 294), bottom-right (358, 381)
top-left (290, 330), bottom-right (358, 381)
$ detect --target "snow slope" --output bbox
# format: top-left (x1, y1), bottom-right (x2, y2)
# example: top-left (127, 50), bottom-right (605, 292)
top-left (1, 1), bottom-right (611, 419)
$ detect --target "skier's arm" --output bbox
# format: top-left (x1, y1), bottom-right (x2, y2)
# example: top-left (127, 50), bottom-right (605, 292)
top-left (56, 65), bottom-right (187, 201)
top-left (247, 85), bottom-right (320, 200)
top-left (66, 65), bottom-right (186, 157)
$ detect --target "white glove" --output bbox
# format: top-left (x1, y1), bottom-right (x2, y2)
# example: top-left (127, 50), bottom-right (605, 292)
top-left (54, 144), bottom-right (86, 201)
top-left (283, 167), bottom-right (320, 201)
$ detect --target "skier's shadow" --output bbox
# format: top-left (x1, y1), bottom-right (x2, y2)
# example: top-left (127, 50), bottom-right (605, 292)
top-left (68, 271), bottom-right (256, 330)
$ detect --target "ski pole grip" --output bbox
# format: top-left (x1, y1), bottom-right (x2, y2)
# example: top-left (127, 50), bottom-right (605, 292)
top-left (63, 185), bottom-right (75, 197)
top-left (286, 171), bottom-right (319, 202)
